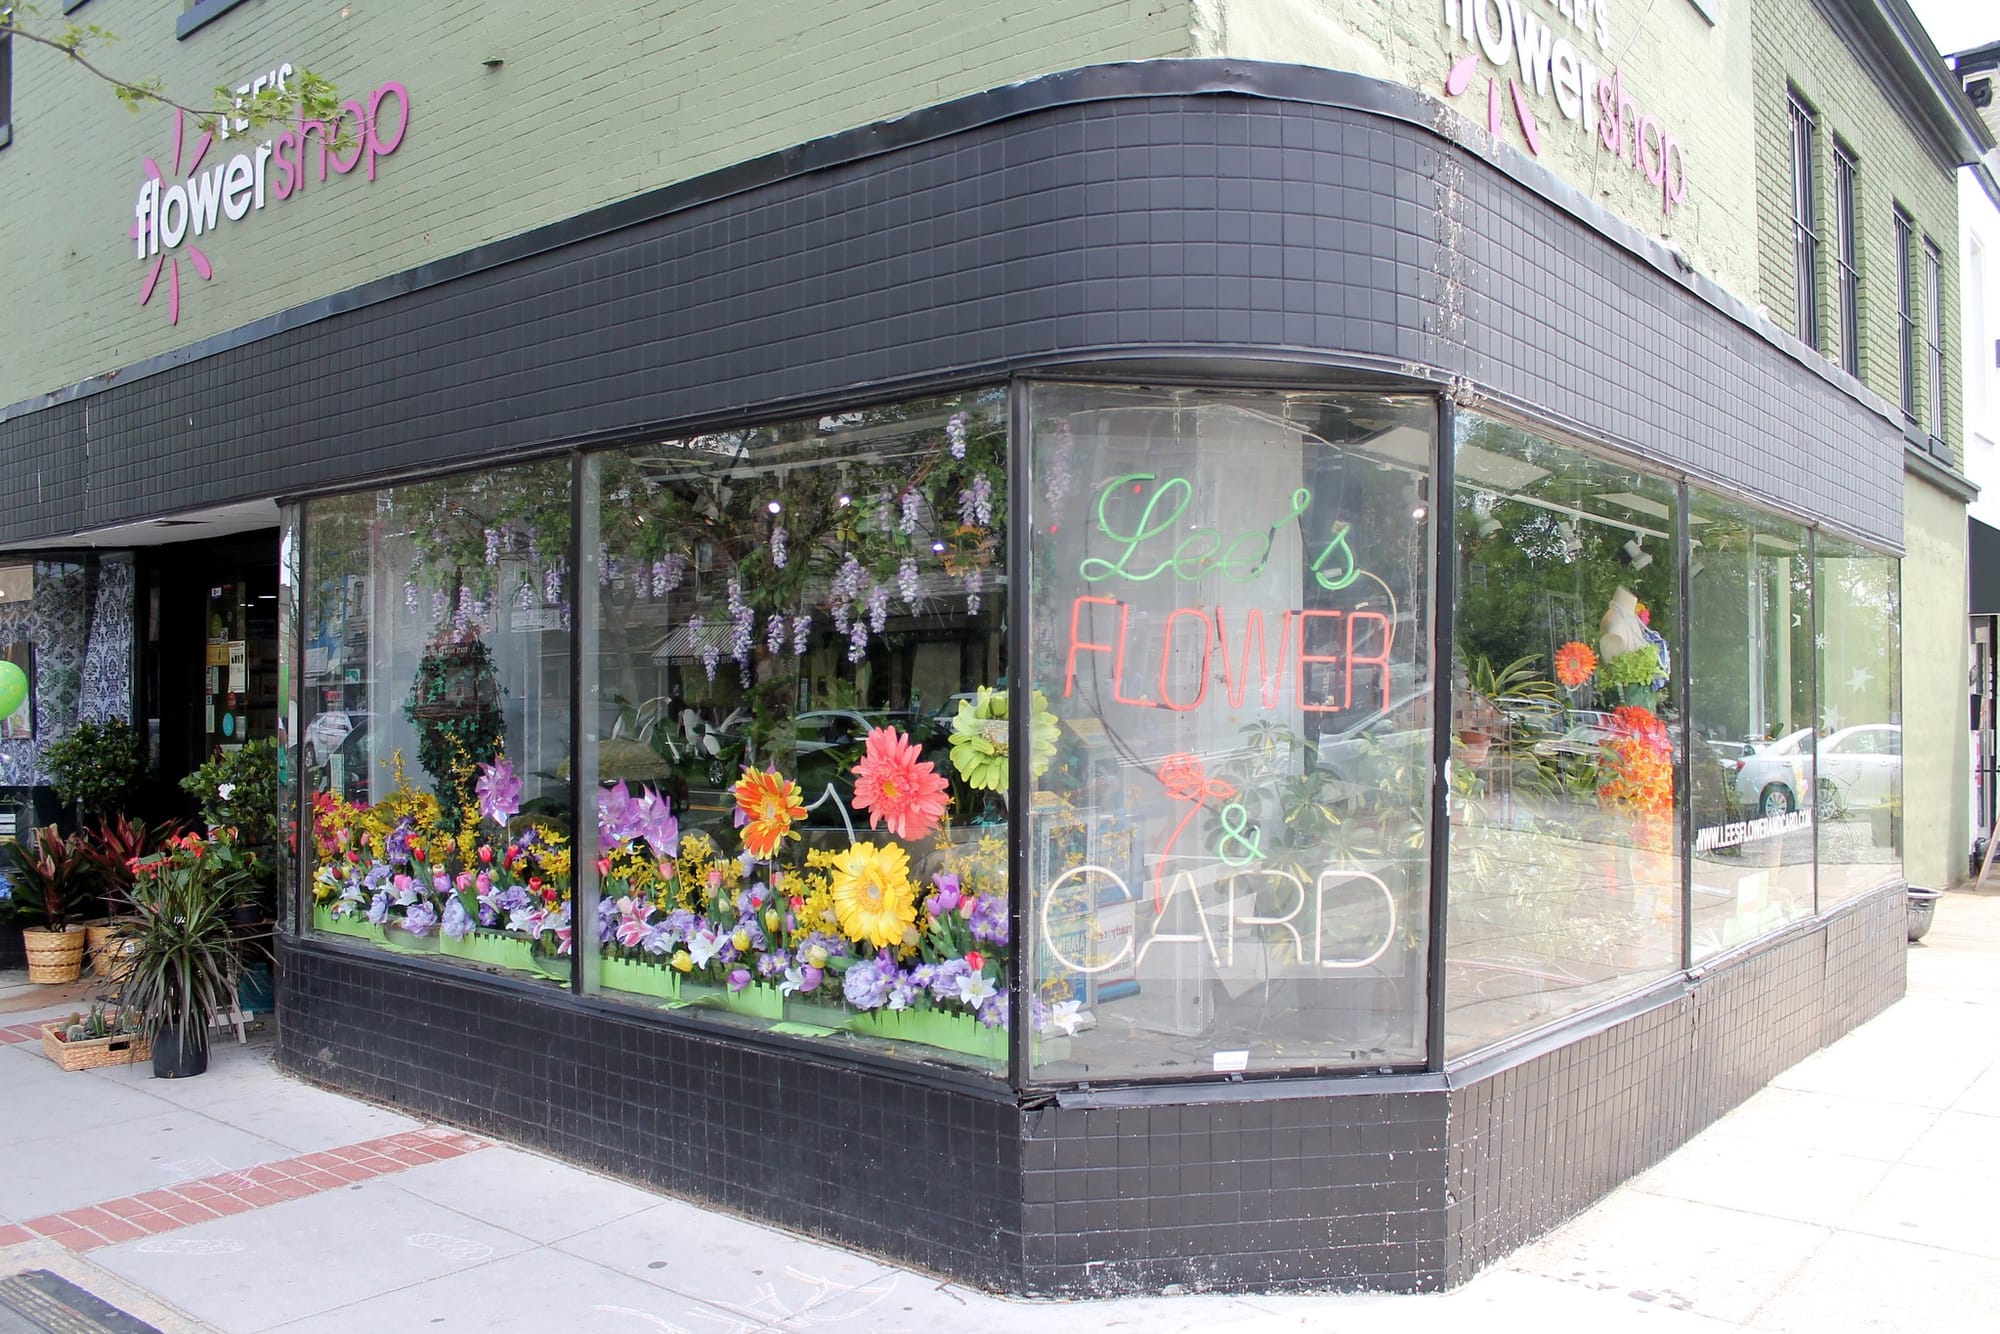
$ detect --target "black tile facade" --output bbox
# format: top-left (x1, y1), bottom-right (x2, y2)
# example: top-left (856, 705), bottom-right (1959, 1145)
top-left (277, 880), bottom-right (1906, 1295)
top-left (0, 64), bottom-right (1903, 553)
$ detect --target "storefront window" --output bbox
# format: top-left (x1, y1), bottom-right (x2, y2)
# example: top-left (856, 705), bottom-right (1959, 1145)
top-left (300, 459), bottom-right (574, 981)
top-left (1814, 535), bottom-right (1901, 903)
top-left (580, 391), bottom-right (1011, 1072)
top-left (1445, 415), bottom-right (1682, 1057)
top-left (1688, 493), bottom-right (1815, 957)
top-left (1026, 385), bottom-right (1435, 1080)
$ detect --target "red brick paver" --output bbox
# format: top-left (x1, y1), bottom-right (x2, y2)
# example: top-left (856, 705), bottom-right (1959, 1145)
top-left (9, 1127), bottom-right (488, 1253)
top-left (1, 1023), bottom-right (50, 1045)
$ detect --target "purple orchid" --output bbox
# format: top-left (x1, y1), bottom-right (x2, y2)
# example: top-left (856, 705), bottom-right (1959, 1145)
top-left (631, 785), bottom-right (679, 859)
top-left (598, 781), bottom-right (643, 848)
top-left (475, 758), bottom-right (523, 827)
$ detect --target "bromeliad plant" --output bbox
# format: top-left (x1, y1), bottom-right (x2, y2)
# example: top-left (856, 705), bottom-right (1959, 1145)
top-left (7, 825), bottom-right (96, 932)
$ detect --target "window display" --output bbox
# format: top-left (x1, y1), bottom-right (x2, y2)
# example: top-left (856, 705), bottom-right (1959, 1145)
top-left (579, 391), bottom-right (1012, 1070)
top-left (301, 459), bottom-right (575, 980)
top-left (1026, 385), bottom-right (1436, 1080)
top-left (1815, 535), bottom-right (1902, 904)
top-left (1688, 494), bottom-right (1815, 957)
top-left (283, 377), bottom-right (1909, 1084)
top-left (1445, 415), bottom-right (1682, 1056)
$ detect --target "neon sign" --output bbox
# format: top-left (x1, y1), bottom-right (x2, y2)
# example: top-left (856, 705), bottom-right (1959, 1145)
top-left (1081, 474), bottom-right (1359, 590)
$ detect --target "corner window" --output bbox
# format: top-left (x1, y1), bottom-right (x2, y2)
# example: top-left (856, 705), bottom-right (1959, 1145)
top-left (1832, 142), bottom-right (1860, 377)
top-left (1026, 385), bottom-right (1437, 1079)
top-left (1896, 206), bottom-right (1917, 423)
top-left (1445, 415), bottom-right (1683, 1056)
top-left (1788, 94), bottom-right (1821, 352)
top-left (1688, 493), bottom-right (1814, 959)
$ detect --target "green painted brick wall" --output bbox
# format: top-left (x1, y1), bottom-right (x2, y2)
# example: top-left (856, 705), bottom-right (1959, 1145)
top-left (0, 0), bottom-right (1194, 409)
top-left (1750, 0), bottom-right (1962, 463)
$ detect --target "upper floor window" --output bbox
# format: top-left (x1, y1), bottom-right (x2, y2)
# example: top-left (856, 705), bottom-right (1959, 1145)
top-left (1925, 237), bottom-right (1945, 451)
top-left (1832, 142), bottom-right (1860, 377)
top-left (1, 28), bottom-right (13, 152)
top-left (1788, 94), bottom-right (1821, 351)
top-left (1895, 206), bottom-right (1916, 423)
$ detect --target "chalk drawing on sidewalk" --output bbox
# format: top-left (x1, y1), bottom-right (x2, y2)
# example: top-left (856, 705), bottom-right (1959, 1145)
top-left (135, 1238), bottom-right (246, 1255)
top-left (404, 1232), bottom-right (493, 1262)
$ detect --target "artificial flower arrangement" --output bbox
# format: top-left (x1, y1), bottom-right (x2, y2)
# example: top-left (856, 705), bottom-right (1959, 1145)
top-left (311, 686), bottom-right (1056, 1060)
top-left (310, 751), bottom-right (579, 966)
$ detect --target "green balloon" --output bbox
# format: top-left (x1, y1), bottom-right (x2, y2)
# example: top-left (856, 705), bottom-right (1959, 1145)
top-left (0, 661), bottom-right (25, 721)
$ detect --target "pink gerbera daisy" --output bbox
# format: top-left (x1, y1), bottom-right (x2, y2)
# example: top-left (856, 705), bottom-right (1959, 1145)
top-left (851, 726), bottom-right (950, 842)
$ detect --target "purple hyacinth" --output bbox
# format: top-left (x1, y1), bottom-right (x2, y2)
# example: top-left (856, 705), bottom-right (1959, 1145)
top-left (791, 613), bottom-right (811, 656)
top-left (898, 489), bottom-right (920, 534)
top-left (483, 528), bottom-right (500, 566)
top-left (842, 954), bottom-right (894, 1010)
top-left (770, 525), bottom-right (788, 569)
top-left (946, 409), bottom-right (969, 460)
top-left (403, 901), bottom-right (439, 937)
top-left (442, 897), bottom-right (474, 940)
top-left (867, 583), bottom-right (889, 633)
top-left (967, 893), bottom-right (1009, 946)
top-left (766, 611), bottom-right (787, 656)
top-left (897, 557), bottom-right (919, 606)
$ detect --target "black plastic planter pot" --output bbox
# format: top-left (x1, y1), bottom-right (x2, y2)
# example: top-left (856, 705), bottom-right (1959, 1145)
top-left (152, 1024), bottom-right (210, 1078)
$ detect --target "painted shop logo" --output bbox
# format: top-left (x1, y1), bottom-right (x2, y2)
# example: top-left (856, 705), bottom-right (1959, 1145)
top-left (130, 65), bottom-right (411, 325)
top-left (1441, 0), bottom-right (1687, 216)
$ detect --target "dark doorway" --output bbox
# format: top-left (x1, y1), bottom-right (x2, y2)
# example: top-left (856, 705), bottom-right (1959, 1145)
top-left (135, 530), bottom-right (280, 821)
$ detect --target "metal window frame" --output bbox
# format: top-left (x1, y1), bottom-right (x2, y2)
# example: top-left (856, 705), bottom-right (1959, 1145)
top-left (0, 29), bottom-right (13, 152)
top-left (1788, 94), bottom-right (1821, 352)
top-left (1832, 142), bottom-right (1860, 377)
top-left (1895, 206), bottom-right (1917, 423)
top-left (1924, 236), bottom-right (1945, 451)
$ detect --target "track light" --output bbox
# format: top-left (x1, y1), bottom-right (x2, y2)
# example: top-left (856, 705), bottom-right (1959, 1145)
top-left (1620, 537), bottom-right (1653, 570)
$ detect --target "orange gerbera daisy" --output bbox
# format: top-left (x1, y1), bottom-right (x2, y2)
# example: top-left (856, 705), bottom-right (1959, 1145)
top-left (733, 767), bottom-right (807, 859)
top-left (851, 726), bottom-right (950, 842)
top-left (1554, 640), bottom-right (1599, 689)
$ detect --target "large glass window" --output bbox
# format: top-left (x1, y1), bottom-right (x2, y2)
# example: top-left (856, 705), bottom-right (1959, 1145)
top-left (1445, 414), bottom-right (1682, 1057)
top-left (1814, 535), bottom-right (1901, 904)
top-left (301, 459), bottom-right (574, 982)
top-left (1688, 493), bottom-right (1815, 958)
top-left (580, 391), bottom-right (1011, 1072)
top-left (1026, 385), bottom-right (1436, 1080)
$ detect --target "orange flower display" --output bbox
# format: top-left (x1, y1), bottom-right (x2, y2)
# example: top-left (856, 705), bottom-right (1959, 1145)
top-left (1609, 704), bottom-right (1670, 754)
top-left (1554, 640), bottom-right (1599, 689)
top-left (851, 726), bottom-right (950, 842)
top-left (733, 767), bottom-right (807, 859)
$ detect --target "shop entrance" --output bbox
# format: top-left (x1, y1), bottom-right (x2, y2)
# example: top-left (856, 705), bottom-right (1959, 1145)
top-left (136, 531), bottom-right (281, 817)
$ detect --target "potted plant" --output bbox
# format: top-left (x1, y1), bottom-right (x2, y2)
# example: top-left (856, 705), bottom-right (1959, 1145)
top-left (42, 717), bottom-right (145, 823)
top-left (116, 831), bottom-right (261, 1078)
top-left (7, 825), bottom-right (95, 982)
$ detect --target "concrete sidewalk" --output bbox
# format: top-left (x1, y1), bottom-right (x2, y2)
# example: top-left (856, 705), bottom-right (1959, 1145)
top-left (5, 892), bottom-right (1998, 1334)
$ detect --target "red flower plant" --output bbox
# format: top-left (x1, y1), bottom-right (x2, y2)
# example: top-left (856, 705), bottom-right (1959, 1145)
top-left (851, 726), bottom-right (950, 842)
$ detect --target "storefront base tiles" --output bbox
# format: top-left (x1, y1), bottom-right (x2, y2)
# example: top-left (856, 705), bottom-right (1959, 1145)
top-left (275, 881), bottom-right (1905, 1296)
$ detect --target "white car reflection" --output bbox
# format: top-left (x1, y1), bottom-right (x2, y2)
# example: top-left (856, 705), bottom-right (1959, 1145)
top-left (1730, 724), bottom-right (1900, 817)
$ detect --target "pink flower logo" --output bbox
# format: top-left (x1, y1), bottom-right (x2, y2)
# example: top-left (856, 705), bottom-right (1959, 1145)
top-left (1445, 55), bottom-right (1542, 157)
top-left (132, 109), bottom-right (215, 325)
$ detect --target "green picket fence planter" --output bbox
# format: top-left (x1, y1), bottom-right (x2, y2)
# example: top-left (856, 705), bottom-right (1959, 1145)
top-left (846, 1006), bottom-right (1006, 1061)
top-left (599, 954), bottom-right (683, 1001)
top-left (379, 924), bottom-right (441, 955)
top-left (313, 904), bottom-right (384, 945)
top-left (441, 929), bottom-right (536, 972)
top-left (679, 979), bottom-right (785, 1021)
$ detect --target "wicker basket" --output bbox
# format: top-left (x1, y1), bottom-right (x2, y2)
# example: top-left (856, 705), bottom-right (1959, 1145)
top-left (85, 919), bottom-right (138, 977)
top-left (22, 926), bottom-right (87, 984)
top-left (41, 1012), bottom-right (152, 1071)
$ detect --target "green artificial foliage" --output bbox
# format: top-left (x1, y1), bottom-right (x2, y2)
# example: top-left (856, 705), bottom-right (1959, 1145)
top-left (404, 636), bottom-right (506, 826)
top-left (43, 717), bottom-right (143, 818)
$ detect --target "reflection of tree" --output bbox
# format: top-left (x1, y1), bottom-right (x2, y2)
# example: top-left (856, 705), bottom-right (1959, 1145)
top-left (597, 393), bottom-right (1007, 765)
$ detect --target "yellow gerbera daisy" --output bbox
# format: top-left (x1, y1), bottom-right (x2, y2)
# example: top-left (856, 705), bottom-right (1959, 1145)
top-left (829, 841), bottom-right (918, 950)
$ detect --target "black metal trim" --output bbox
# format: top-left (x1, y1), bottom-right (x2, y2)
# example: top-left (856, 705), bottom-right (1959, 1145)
top-left (1006, 378), bottom-right (1031, 1089)
top-left (176, 0), bottom-right (254, 41)
top-left (1677, 481), bottom-right (1694, 971)
top-left (1425, 395), bottom-right (1454, 1073)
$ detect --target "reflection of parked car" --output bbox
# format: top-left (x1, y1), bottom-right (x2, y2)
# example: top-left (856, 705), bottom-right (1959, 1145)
top-left (1732, 729), bottom-right (1814, 816)
top-left (1816, 724), bottom-right (1901, 812)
